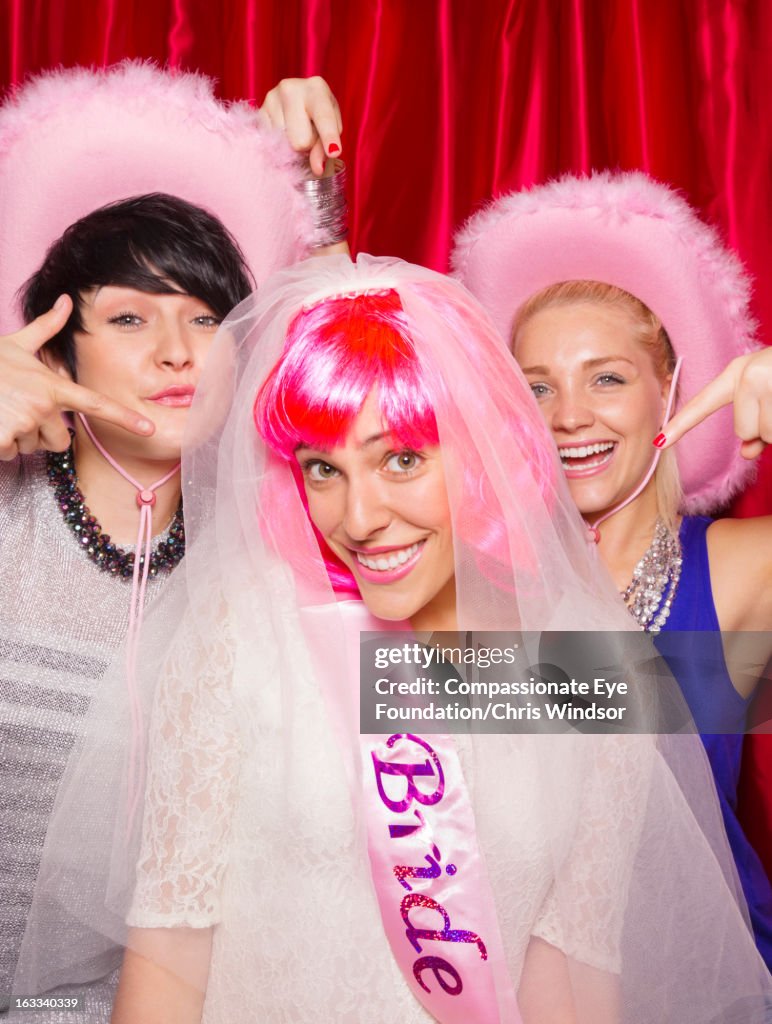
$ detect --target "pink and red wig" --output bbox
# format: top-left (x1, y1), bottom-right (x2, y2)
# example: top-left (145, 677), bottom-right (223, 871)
top-left (255, 290), bottom-right (439, 457)
top-left (254, 290), bottom-right (440, 595)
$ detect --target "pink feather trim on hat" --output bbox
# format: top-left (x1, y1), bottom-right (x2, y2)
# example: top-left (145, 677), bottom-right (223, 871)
top-left (451, 170), bottom-right (760, 513)
top-left (0, 60), bottom-right (313, 333)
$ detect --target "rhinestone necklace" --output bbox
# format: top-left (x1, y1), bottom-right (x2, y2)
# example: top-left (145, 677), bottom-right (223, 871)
top-left (620, 518), bottom-right (682, 633)
top-left (46, 444), bottom-right (185, 579)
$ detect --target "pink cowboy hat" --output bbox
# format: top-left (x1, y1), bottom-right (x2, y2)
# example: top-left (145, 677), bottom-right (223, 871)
top-left (0, 60), bottom-right (313, 333)
top-left (452, 170), bottom-right (760, 512)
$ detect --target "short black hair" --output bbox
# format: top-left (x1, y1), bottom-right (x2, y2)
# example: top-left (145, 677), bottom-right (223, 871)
top-left (21, 193), bottom-right (254, 379)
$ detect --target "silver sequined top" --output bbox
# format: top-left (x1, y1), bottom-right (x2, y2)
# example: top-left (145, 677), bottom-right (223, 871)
top-left (0, 454), bottom-right (170, 1021)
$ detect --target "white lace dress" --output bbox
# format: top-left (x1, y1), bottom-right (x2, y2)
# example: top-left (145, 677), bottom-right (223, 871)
top-left (128, 591), bottom-right (650, 1023)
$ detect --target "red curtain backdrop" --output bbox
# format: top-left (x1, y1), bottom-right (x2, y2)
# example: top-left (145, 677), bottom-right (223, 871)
top-left (5, 0), bottom-right (770, 508)
top-left (3, 3), bottom-right (769, 336)
top-left (2, 0), bottom-right (771, 859)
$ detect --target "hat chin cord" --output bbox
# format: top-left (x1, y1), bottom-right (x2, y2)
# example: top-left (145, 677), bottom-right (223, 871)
top-left (586, 356), bottom-right (684, 543)
top-left (77, 412), bottom-right (180, 829)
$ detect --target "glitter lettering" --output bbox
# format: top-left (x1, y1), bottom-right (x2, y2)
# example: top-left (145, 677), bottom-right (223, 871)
top-left (369, 732), bottom-right (490, 1004)
top-left (413, 955), bottom-right (464, 996)
top-left (394, 844), bottom-right (442, 891)
top-left (388, 808), bottom-right (427, 839)
top-left (401, 893), bottom-right (488, 960)
top-left (372, 733), bottom-right (445, 813)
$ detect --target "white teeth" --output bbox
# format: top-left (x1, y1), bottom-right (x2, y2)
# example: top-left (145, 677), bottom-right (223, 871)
top-left (558, 441), bottom-right (615, 459)
top-left (356, 541), bottom-right (421, 571)
top-left (565, 455), bottom-right (609, 470)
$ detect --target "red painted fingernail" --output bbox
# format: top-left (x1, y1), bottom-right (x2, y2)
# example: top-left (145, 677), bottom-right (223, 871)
top-left (653, 433), bottom-right (667, 448)
top-left (328, 142), bottom-right (340, 154)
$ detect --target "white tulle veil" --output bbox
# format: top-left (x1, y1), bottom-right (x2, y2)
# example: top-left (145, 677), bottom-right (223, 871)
top-left (16, 255), bottom-right (771, 1022)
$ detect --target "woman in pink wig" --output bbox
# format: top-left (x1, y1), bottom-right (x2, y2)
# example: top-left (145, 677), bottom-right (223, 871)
top-left (452, 170), bottom-right (772, 967)
top-left (59, 254), bottom-right (771, 1022)
top-left (0, 62), bottom-right (345, 1021)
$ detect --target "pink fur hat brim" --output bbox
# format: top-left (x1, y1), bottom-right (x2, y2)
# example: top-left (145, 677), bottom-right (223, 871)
top-left (0, 61), bottom-right (313, 332)
top-left (451, 171), bottom-right (760, 513)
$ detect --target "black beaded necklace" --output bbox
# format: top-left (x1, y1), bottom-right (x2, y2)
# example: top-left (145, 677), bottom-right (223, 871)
top-left (45, 443), bottom-right (185, 579)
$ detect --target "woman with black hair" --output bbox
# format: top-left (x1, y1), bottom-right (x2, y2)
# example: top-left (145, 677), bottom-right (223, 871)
top-left (0, 63), bottom-right (344, 1021)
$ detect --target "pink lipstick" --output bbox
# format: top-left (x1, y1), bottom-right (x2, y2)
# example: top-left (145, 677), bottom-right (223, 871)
top-left (557, 440), bottom-right (617, 479)
top-left (148, 385), bottom-right (196, 408)
top-left (352, 540), bottom-right (426, 585)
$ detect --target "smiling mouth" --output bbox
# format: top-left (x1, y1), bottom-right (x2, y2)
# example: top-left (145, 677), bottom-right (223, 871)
top-left (356, 541), bottom-right (423, 571)
top-left (350, 540), bottom-right (427, 586)
top-left (558, 441), bottom-right (616, 472)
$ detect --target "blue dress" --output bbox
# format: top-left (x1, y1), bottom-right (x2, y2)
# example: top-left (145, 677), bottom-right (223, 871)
top-left (655, 515), bottom-right (772, 970)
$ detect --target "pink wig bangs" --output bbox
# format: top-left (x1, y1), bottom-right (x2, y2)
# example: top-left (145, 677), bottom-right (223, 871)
top-left (255, 290), bottom-right (439, 457)
top-left (254, 290), bottom-right (439, 595)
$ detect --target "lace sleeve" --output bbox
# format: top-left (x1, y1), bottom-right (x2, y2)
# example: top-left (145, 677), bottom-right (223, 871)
top-left (532, 735), bottom-right (654, 974)
top-left (126, 605), bottom-right (240, 929)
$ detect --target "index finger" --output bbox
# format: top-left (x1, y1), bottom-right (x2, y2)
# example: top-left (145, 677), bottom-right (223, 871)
top-left (282, 82), bottom-right (342, 174)
top-left (655, 370), bottom-right (735, 448)
top-left (306, 88), bottom-right (343, 157)
top-left (12, 295), bottom-right (73, 353)
top-left (54, 378), bottom-right (155, 436)
top-left (260, 89), bottom-right (286, 132)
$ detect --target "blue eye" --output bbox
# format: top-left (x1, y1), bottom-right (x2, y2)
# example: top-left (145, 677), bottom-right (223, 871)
top-left (529, 383), bottom-right (551, 399)
top-left (107, 312), bottom-right (143, 327)
top-left (595, 373), bottom-right (626, 386)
